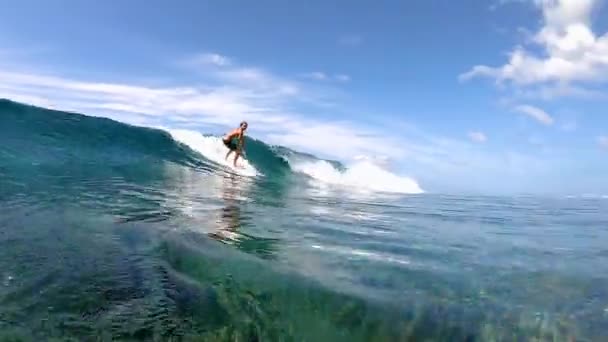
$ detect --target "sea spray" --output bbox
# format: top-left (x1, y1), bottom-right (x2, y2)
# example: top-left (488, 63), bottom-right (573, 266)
top-left (163, 126), bottom-right (424, 194)
top-left (285, 159), bottom-right (424, 194)
top-left (167, 128), bottom-right (259, 177)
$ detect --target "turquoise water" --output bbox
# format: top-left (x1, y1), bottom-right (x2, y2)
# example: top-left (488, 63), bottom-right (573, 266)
top-left (1, 99), bottom-right (608, 341)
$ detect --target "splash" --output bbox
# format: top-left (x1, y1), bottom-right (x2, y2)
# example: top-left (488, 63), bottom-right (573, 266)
top-left (167, 129), bottom-right (258, 177)
top-left (167, 126), bottom-right (423, 194)
top-left (288, 159), bottom-right (424, 194)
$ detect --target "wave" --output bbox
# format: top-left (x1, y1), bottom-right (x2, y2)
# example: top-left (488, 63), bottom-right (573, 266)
top-left (286, 158), bottom-right (424, 194)
top-left (1, 98), bottom-right (424, 195)
top-left (273, 145), bottom-right (423, 194)
top-left (167, 129), bottom-right (259, 177)
top-left (165, 128), bottom-right (424, 194)
top-left (0, 99), bottom-right (205, 168)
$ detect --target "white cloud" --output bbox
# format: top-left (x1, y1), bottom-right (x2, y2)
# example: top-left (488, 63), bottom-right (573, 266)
top-left (303, 72), bottom-right (328, 81)
top-left (468, 131), bottom-right (488, 143)
top-left (303, 72), bottom-right (351, 83)
top-left (461, 0), bottom-right (608, 96)
top-left (217, 67), bottom-right (267, 83)
top-left (599, 136), bottom-right (608, 150)
top-left (267, 120), bottom-right (407, 160)
top-left (0, 59), bottom-right (388, 161)
top-left (490, 0), bottom-right (527, 10)
top-left (514, 104), bottom-right (554, 125)
top-left (0, 71), bottom-right (262, 126)
top-left (514, 84), bottom-right (607, 101)
top-left (190, 53), bottom-right (231, 67)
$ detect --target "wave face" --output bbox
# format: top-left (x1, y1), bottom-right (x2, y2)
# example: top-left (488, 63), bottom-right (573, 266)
top-left (166, 128), bottom-right (295, 180)
top-left (0, 100), bottom-right (206, 169)
top-left (0, 99), bottom-right (422, 194)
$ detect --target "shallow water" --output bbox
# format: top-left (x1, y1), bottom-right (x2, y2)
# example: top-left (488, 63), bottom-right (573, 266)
top-left (2, 99), bottom-right (608, 341)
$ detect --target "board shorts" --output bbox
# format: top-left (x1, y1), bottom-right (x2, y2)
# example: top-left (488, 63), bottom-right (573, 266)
top-left (223, 138), bottom-right (238, 151)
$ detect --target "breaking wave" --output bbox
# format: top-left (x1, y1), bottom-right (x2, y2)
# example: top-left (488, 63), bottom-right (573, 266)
top-left (1, 98), bottom-right (423, 195)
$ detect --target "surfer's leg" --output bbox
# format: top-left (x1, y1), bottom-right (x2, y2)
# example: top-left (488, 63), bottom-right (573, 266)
top-left (224, 139), bottom-right (234, 160)
top-left (233, 151), bottom-right (241, 167)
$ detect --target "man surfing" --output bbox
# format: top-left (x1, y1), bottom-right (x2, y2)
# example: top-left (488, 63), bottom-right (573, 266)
top-left (222, 121), bottom-right (248, 167)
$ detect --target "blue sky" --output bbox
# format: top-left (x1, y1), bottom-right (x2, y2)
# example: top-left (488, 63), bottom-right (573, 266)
top-left (0, 0), bottom-right (607, 195)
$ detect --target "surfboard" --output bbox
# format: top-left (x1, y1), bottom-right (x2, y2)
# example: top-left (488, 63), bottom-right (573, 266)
top-left (220, 154), bottom-right (258, 177)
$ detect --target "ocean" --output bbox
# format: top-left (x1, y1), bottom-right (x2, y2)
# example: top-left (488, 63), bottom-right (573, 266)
top-left (1, 99), bottom-right (607, 341)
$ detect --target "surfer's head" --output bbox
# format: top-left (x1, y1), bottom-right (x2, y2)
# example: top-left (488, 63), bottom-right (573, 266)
top-left (240, 121), bottom-right (248, 130)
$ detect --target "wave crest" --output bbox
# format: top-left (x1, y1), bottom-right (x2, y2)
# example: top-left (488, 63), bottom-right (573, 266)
top-left (288, 159), bottom-right (424, 194)
top-left (167, 129), bottom-right (259, 177)
top-left (2, 99), bottom-right (423, 195)
top-left (164, 127), bottom-right (423, 194)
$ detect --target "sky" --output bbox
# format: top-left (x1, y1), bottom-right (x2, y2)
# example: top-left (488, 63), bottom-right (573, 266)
top-left (0, 0), bottom-right (607, 195)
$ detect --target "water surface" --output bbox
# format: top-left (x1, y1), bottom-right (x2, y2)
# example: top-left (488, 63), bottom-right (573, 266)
top-left (1, 99), bottom-right (607, 341)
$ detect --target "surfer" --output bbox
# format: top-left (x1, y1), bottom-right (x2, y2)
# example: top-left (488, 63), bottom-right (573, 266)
top-left (223, 121), bottom-right (248, 167)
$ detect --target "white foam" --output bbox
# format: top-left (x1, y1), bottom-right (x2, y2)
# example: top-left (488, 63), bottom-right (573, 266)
top-left (167, 129), bottom-right (258, 177)
top-left (290, 159), bottom-right (424, 194)
top-left (164, 127), bottom-right (421, 193)
top-left (310, 244), bottom-right (411, 266)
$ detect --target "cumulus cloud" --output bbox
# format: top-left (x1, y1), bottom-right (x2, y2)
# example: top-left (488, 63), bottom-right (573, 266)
top-left (514, 104), bottom-right (554, 125)
top-left (468, 131), bottom-right (488, 143)
top-left (461, 0), bottom-right (608, 97)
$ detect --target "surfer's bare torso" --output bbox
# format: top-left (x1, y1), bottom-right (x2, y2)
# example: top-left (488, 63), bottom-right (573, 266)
top-left (223, 121), bottom-right (248, 166)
